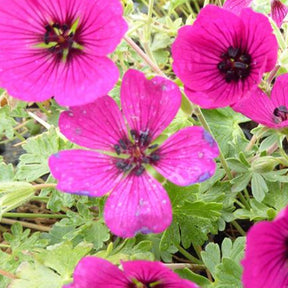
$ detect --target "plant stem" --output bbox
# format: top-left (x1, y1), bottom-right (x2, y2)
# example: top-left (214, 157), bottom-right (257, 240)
top-left (30, 196), bottom-right (49, 202)
top-left (231, 220), bottom-right (246, 236)
top-left (194, 107), bottom-right (233, 180)
top-left (124, 36), bottom-right (165, 77)
top-left (2, 212), bottom-right (66, 219)
top-left (164, 263), bottom-right (205, 270)
top-left (13, 130), bottom-right (26, 142)
top-left (238, 192), bottom-right (250, 209)
top-left (174, 242), bottom-right (203, 264)
top-left (0, 269), bottom-right (16, 280)
top-left (33, 183), bottom-right (57, 190)
top-left (0, 244), bottom-right (10, 248)
top-left (0, 218), bottom-right (50, 232)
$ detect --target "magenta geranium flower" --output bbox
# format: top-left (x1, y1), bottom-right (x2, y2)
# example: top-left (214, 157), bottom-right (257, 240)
top-left (0, 0), bottom-right (127, 106)
top-left (49, 69), bottom-right (219, 238)
top-left (233, 73), bottom-right (288, 128)
top-left (65, 256), bottom-right (198, 288)
top-left (172, 5), bottom-right (278, 109)
top-left (271, 0), bottom-right (288, 27)
top-left (242, 205), bottom-right (288, 288)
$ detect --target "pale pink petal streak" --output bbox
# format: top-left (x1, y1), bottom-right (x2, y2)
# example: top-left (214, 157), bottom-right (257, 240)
top-left (59, 96), bottom-right (127, 151)
top-left (154, 127), bottom-right (219, 186)
top-left (121, 69), bottom-right (182, 141)
top-left (49, 150), bottom-right (121, 197)
top-left (104, 172), bottom-right (172, 238)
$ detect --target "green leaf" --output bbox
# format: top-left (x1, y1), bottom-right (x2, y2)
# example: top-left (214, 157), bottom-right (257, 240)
top-left (0, 106), bottom-right (17, 139)
top-left (175, 201), bottom-right (222, 220)
top-left (214, 258), bottom-right (243, 288)
top-left (0, 162), bottom-right (14, 182)
top-left (0, 182), bottom-right (35, 218)
top-left (82, 221), bottom-right (110, 250)
top-left (36, 241), bottom-right (92, 280)
top-left (202, 107), bottom-right (249, 157)
top-left (251, 173), bottom-right (268, 202)
top-left (9, 262), bottom-right (62, 288)
top-left (96, 238), bottom-right (154, 263)
top-left (201, 243), bottom-right (221, 278)
top-left (227, 158), bottom-right (249, 173)
top-left (234, 199), bottom-right (270, 220)
top-left (176, 268), bottom-right (211, 287)
top-left (231, 173), bottom-right (251, 193)
top-left (15, 128), bottom-right (73, 181)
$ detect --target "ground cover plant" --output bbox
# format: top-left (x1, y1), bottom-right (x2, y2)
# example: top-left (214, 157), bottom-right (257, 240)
top-left (0, 0), bottom-right (288, 287)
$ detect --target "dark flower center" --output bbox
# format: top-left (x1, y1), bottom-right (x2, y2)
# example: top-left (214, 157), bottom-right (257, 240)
top-left (217, 46), bottom-right (251, 83)
top-left (42, 20), bottom-right (83, 62)
top-left (114, 130), bottom-right (160, 176)
top-left (273, 105), bottom-right (288, 124)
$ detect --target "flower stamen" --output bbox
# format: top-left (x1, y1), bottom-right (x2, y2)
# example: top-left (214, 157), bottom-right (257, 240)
top-left (218, 46), bottom-right (251, 83)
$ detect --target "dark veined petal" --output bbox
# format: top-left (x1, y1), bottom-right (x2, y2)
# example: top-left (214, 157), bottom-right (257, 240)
top-left (242, 206), bottom-right (288, 288)
top-left (104, 171), bottom-right (172, 238)
top-left (49, 150), bottom-right (121, 197)
top-left (154, 127), bottom-right (219, 186)
top-left (68, 257), bottom-right (129, 288)
top-left (122, 260), bottom-right (198, 288)
top-left (121, 69), bottom-right (182, 142)
top-left (59, 96), bottom-right (128, 151)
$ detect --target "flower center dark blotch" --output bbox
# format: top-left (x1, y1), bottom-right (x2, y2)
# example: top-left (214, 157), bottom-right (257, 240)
top-left (43, 20), bottom-right (83, 62)
top-left (114, 130), bottom-right (160, 177)
top-left (273, 105), bottom-right (288, 124)
top-left (217, 46), bottom-right (251, 83)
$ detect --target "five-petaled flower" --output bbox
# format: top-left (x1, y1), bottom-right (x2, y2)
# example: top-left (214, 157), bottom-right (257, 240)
top-left (64, 256), bottom-right (198, 288)
top-left (49, 69), bottom-right (219, 238)
top-left (242, 205), bottom-right (288, 288)
top-left (233, 73), bottom-right (288, 128)
top-left (172, 5), bottom-right (278, 109)
top-left (0, 0), bottom-right (127, 106)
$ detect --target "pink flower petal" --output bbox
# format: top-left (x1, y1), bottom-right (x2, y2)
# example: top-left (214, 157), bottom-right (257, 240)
top-left (232, 88), bottom-right (276, 127)
top-left (70, 256), bottom-right (128, 287)
top-left (232, 74), bottom-right (288, 128)
top-left (104, 172), bottom-right (172, 238)
top-left (0, 0), bottom-right (127, 106)
top-left (59, 96), bottom-right (128, 151)
top-left (242, 206), bottom-right (288, 288)
top-left (240, 8), bottom-right (278, 74)
top-left (223, 0), bottom-right (253, 15)
top-left (121, 69), bottom-right (182, 142)
top-left (271, 0), bottom-right (288, 28)
top-left (172, 5), bottom-right (244, 93)
top-left (154, 127), bottom-right (219, 186)
top-left (49, 150), bottom-right (121, 197)
top-left (172, 5), bottom-right (278, 109)
top-left (122, 260), bottom-right (198, 288)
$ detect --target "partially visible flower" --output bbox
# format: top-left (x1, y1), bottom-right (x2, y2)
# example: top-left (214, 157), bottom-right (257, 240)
top-left (49, 69), bottom-right (219, 238)
top-left (223, 0), bottom-right (288, 27)
top-left (232, 73), bottom-right (288, 128)
top-left (65, 256), bottom-right (198, 288)
top-left (271, 0), bottom-right (288, 27)
top-left (172, 5), bottom-right (278, 109)
top-left (0, 0), bottom-right (127, 106)
top-left (242, 205), bottom-right (288, 288)
top-left (223, 0), bottom-right (253, 15)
